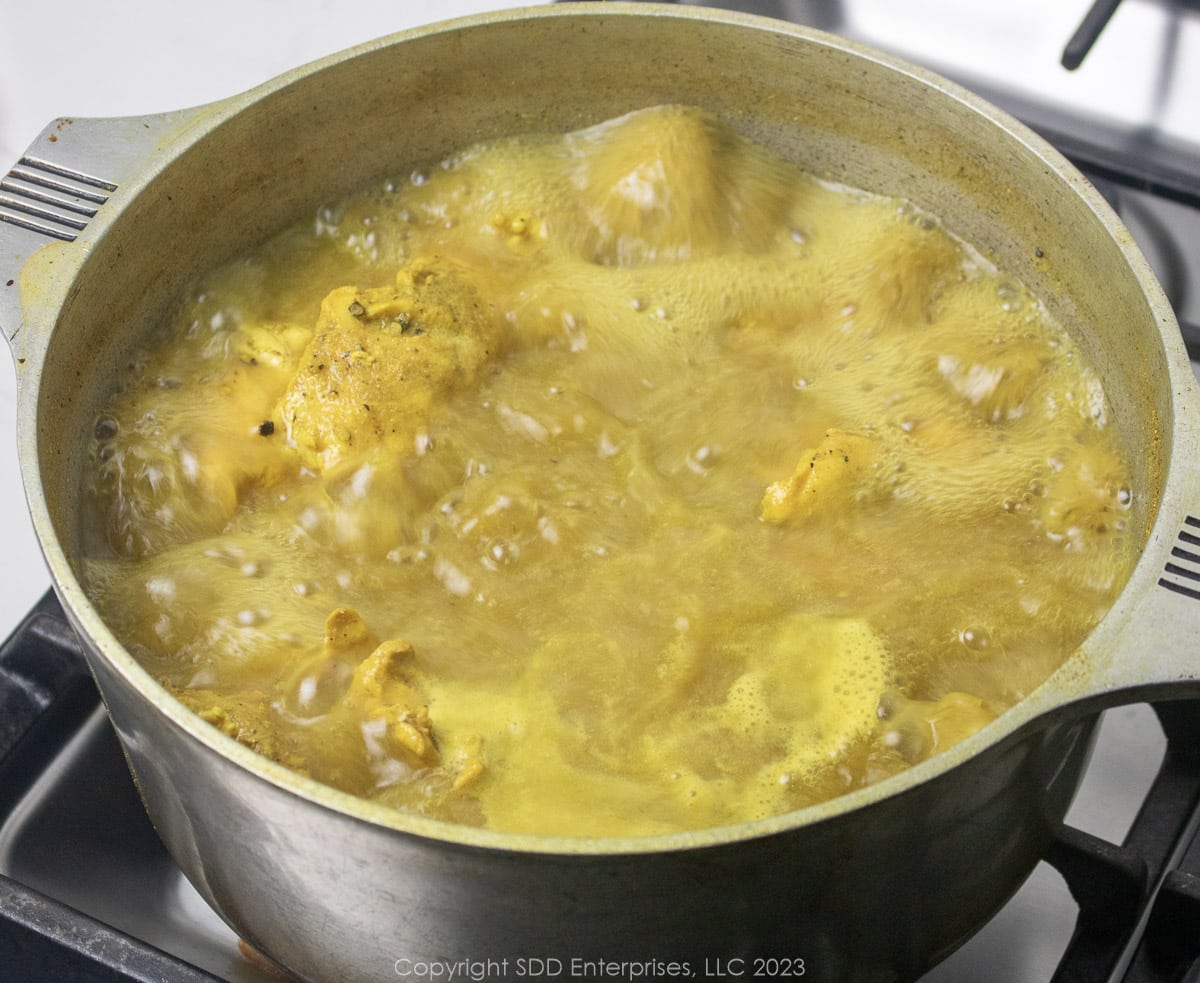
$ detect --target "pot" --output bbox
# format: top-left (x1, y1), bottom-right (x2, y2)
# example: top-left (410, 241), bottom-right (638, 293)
top-left (2, 5), bottom-right (1199, 981)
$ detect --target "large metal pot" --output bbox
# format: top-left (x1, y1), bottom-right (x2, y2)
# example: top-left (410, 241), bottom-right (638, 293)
top-left (2, 5), bottom-right (1199, 981)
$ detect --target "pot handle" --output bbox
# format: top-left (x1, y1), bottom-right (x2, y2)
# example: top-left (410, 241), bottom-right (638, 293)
top-left (1027, 458), bottom-right (1200, 726)
top-left (0, 110), bottom-right (193, 350)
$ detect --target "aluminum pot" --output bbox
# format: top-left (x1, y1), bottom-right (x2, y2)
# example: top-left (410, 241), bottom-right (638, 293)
top-left (2, 4), bottom-right (1199, 981)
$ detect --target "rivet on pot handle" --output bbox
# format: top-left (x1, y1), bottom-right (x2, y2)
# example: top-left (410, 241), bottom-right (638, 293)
top-left (0, 111), bottom-right (192, 353)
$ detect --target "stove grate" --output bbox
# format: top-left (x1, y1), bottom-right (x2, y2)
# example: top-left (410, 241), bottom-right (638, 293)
top-left (1048, 701), bottom-right (1200, 981)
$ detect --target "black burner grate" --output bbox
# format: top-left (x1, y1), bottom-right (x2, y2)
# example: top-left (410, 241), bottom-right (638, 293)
top-left (0, 594), bottom-right (224, 982)
top-left (1047, 700), bottom-right (1200, 982)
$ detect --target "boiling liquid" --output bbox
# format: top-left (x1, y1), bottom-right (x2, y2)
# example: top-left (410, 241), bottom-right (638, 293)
top-left (82, 107), bottom-right (1138, 835)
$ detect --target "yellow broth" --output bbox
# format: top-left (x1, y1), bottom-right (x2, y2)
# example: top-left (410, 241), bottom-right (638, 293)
top-left (81, 107), bottom-right (1138, 836)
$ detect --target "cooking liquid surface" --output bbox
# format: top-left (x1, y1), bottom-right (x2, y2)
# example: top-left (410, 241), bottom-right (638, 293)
top-left (81, 107), bottom-right (1137, 836)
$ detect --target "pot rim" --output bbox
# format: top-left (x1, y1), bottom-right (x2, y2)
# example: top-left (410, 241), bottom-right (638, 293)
top-left (14, 1), bottom-right (1200, 858)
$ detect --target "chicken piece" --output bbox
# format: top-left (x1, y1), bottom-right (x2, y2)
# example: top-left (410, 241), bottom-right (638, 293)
top-left (289, 607), bottom-right (441, 770)
top-left (920, 275), bottom-right (1059, 423)
top-left (89, 319), bottom-right (306, 558)
top-left (568, 105), bottom-right (791, 266)
top-left (797, 196), bottom-right (964, 331)
top-left (322, 609), bottom-right (485, 785)
top-left (1038, 443), bottom-right (1133, 539)
top-left (344, 638), bottom-right (439, 768)
top-left (176, 688), bottom-right (309, 775)
top-left (935, 342), bottom-right (1048, 423)
top-left (761, 429), bottom-right (882, 523)
top-left (277, 256), bottom-right (506, 475)
top-left (179, 605), bottom-right (488, 791)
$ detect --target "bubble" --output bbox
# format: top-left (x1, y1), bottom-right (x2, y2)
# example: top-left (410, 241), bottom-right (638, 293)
top-left (490, 541), bottom-right (520, 566)
top-left (997, 281), bottom-right (1023, 312)
top-left (597, 431), bottom-right (621, 459)
top-left (537, 517), bottom-right (559, 545)
top-left (686, 444), bottom-right (718, 474)
top-left (314, 204), bottom-right (344, 235)
top-left (958, 626), bottom-right (991, 651)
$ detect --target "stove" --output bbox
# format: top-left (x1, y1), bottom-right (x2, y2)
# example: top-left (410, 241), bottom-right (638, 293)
top-left (1, 2), bottom-right (1199, 981)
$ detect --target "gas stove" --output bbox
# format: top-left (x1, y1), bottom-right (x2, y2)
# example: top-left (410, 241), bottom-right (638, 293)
top-left (1, 2), bottom-right (1198, 981)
